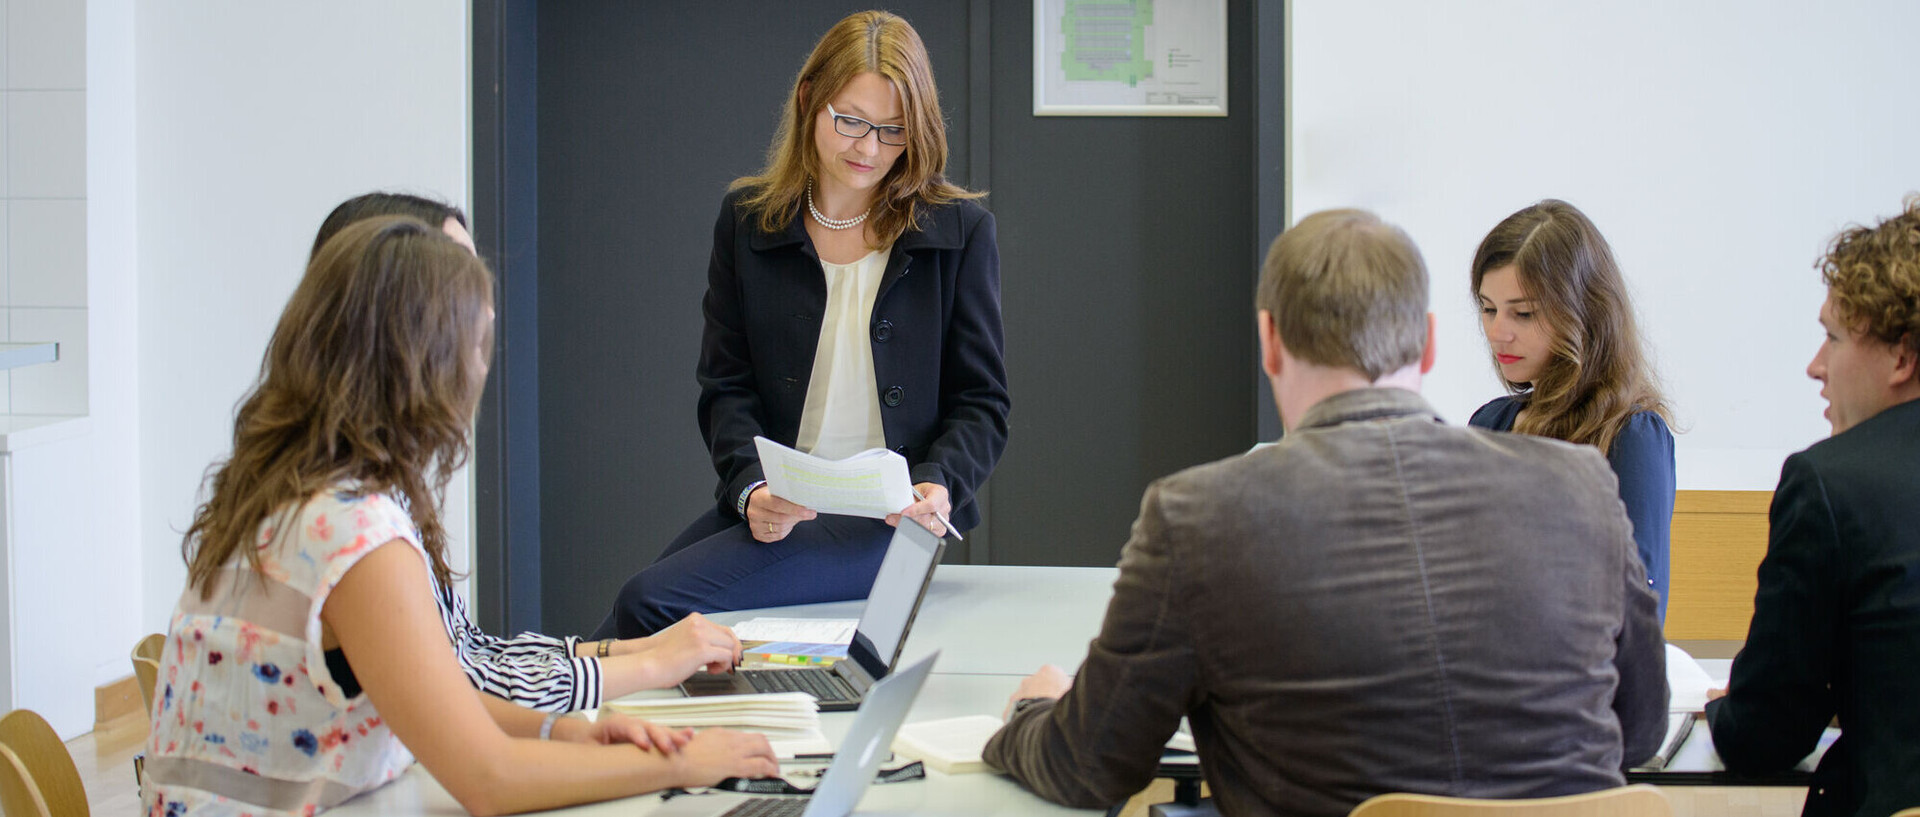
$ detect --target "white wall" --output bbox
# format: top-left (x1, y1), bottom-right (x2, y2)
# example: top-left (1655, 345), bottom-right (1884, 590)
top-left (133, 4), bottom-right (471, 633)
top-left (1289, 1), bottom-right (1920, 489)
top-left (86, 0), bottom-right (140, 705)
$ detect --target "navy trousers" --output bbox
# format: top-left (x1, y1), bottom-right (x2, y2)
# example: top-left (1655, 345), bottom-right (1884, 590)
top-left (591, 509), bottom-right (893, 638)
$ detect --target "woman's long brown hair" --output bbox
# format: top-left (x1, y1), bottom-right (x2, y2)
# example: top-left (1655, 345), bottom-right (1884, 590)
top-left (1471, 199), bottom-right (1670, 455)
top-left (732, 10), bottom-right (982, 247)
top-left (184, 216), bottom-right (494, 595)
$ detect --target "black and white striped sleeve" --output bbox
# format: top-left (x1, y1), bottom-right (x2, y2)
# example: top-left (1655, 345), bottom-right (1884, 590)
top-left (435, 583), bottom-right (603, 712)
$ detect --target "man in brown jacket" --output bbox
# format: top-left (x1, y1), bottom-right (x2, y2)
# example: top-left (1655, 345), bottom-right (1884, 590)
top-left (983, 209), bottom-right (1667, 817)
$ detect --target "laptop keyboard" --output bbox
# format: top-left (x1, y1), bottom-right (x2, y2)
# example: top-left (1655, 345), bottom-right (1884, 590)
top-left (742, 668), bottom-right (855, 704)
top-left (719, 797), bottom-right (808, 817)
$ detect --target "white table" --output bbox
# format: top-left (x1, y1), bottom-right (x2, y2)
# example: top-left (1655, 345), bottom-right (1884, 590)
top-left (331, 566), bottom-right (1119, 816)
top-left (711, 564), bottom-right (1120, 677)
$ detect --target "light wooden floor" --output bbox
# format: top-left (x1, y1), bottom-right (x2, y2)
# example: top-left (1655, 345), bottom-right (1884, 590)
top-left (68, 717), bottom-right (147, 815)
top-left (73, 721), bottom-right (1805, 817)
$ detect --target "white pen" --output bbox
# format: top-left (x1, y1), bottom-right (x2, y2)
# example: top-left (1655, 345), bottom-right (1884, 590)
top-left (910, 486), bottom-right (964, 541)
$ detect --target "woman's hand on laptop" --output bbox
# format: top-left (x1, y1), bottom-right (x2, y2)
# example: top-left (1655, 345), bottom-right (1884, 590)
top-left (630, 612), bottom-right (743, 684)
top-left (670, 728), bottom-right (781, 787)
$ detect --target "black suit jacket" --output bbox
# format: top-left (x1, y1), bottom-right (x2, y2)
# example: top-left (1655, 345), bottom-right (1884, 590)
top-left (695, 188), bottom-right (1010, 530)
top-left (1707, 397), bottom-right (1920, 817)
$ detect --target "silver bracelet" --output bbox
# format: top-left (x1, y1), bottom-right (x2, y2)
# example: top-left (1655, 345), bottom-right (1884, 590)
top-left (539, 710), bottom-right (565, 741)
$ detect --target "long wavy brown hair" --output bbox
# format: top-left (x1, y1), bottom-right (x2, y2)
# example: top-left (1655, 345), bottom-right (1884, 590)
top-left (731, 10), bottom-right (981, 247)
top-left (184, 216), bottom-right (494, 595)
top-left (1471, 199), bottom-right (1669, 455)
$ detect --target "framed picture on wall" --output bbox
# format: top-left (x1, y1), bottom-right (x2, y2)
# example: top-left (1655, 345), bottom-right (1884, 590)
top-left (1033, 0), bottom-right (1227, 116)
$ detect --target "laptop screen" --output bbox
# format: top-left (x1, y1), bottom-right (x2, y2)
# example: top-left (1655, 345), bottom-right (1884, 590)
top-left (847, 518), bottom-right (943, 677)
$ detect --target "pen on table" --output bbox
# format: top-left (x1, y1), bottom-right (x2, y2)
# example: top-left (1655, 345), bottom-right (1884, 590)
top-left (910, 486), bottom-right (964, 541)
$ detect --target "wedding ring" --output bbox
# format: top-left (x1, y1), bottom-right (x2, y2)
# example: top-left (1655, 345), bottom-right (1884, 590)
top-left (767, 521), bottom-right (775, 535)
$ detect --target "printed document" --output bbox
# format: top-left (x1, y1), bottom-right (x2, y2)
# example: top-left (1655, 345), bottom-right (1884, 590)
top-left (732, 617), bottom-right (860, 645)
top-left (755, 436), bottom-right (915, 519)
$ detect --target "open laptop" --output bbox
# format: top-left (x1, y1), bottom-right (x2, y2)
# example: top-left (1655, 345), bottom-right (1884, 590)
top-left (680, 517), bottom-right (947, 711)
top-left (652, 651), bottom-right (940, 817)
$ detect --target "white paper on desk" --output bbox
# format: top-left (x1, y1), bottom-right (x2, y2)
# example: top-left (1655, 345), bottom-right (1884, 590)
top-left (755, 436), bottom-right (915, 519)
top-left (893, 715), bottom-right (1198, 774)
top-left (1666, 643), bottom-right (1717, 713)
top-left (733, 617), bottom-right (859, 645)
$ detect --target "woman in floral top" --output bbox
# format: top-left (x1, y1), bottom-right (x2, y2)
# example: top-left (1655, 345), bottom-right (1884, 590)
top-left (309, 192), bottom-right (746, 713)
top-left (145, 216), bottom-right (776, 816)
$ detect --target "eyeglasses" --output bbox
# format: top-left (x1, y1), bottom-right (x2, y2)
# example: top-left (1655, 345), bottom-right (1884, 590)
top-left (826, 103), bottom-right (908, 147)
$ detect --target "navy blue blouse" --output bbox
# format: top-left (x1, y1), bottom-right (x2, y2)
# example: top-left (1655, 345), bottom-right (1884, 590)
top-left (1469, 394), bottom-right (1675, 623)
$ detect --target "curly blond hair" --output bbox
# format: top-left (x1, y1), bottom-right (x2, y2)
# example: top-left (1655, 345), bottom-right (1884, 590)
top-left (1822, 195), bottom-right (1920, 357)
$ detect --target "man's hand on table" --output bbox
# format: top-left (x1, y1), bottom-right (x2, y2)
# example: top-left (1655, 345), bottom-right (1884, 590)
top-left (1003, 664), bottom-right (1073, 720)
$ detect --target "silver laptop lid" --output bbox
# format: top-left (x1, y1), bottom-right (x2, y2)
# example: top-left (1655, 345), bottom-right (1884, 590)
top-left (843, 518), bottom-right (945, 680)
top-left (803, 650), bottom-right (939, 817)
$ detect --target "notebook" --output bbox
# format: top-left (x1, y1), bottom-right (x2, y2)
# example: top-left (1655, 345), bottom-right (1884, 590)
top-left (651, 651), bottom-right (940, 817)
top-left (680, 516), bottom-right (946, 711)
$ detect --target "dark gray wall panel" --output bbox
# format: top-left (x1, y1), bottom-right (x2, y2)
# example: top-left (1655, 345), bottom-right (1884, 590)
top-left (982, 0), bottom-right (1258, 567)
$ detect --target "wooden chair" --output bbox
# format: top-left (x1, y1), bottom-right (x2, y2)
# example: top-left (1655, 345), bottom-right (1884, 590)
top-left (1348, 784), bottom-right (1671, 817)
top-left (131, 633), bottom-right (165, 714)
top-left (1889, 809), bottom-right (1920, 817)
top-left (0, 709), bottom-right (90, 817)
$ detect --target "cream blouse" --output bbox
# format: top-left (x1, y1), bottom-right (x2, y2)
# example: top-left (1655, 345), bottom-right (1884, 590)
top-left (795, 247), bottom-right (889, 459)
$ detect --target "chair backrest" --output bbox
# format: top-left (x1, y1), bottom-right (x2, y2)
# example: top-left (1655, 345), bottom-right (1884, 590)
top-left (0, 709), bottom-right (90, 817)
top-left (1348, 784), bottom-right (1671, 817)
top-left (131, 633), bottom-right (165, 714)
top-left (0, 743), bottom-right (54, 817)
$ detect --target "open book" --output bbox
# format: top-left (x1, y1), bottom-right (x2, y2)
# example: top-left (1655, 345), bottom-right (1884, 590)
top-left (754, 436), bottom-right (915, 519)
top-left (892, 715), bottom-right (1198, 774)
top-left (1630, 644), bottom-right (1718, 771)
top-left (604, 692), bottom-right (830, 758)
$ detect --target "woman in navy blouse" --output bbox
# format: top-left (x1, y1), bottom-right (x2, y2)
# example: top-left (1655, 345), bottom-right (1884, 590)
top-left (1468, 199), bottom-right (1676, 622)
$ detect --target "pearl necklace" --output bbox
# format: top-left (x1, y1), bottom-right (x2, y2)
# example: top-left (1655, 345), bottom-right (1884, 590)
top-left (806, 180), bottom-right (871, 231)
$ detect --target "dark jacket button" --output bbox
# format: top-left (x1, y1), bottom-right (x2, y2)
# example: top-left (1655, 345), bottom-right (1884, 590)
top-left (883, 386), bottom-right (904, 407)
top-left (872, 319), bottom-right (893, 342)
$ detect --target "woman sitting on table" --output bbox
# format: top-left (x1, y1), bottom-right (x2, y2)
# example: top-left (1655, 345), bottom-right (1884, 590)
top-left (1469, 199), bottom-right (1676, 621)
top-left (311, 192), bottom-right (742, 711)
top-left (594, 10), bottom-right (1009, 638)
top-left (145, 217), bottom-right (775, 817)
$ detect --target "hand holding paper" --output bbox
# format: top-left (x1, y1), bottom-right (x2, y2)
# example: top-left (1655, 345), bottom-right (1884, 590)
top-left (746, 487), bottom-right (817, 543)
top-left (754, 436), bottom-right (916, 519)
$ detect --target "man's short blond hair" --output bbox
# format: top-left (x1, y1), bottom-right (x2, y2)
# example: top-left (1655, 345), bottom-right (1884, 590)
top-left (1257, 209), bottom-right (1429, 380)
top-left (1823, 195), bottom-right (1920, 357)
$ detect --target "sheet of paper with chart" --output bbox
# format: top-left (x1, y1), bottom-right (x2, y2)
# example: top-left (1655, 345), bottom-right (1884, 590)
top-left (1033, 0), bottom-right (1227, 116)
top-left (754, 436), bottom-right (916, 519)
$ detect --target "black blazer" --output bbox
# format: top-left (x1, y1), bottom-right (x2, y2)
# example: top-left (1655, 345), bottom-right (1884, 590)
top-left (1706, 397), bottom-right (1920, 817)
top-left (695, 188), bottom-right (1010, 531)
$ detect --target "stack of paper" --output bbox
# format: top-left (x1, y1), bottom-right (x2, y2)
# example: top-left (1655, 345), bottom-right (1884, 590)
top-left (732, 617), bottom-right (859, 645)
top-left (605, 692), bottom-right (830, 758)
top-left (754, 436), bottom-right (915, 519)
